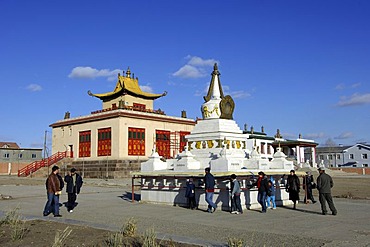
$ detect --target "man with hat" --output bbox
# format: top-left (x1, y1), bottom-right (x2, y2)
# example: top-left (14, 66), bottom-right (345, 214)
top-left (64, 168), bottom-right (83, 213)
top-left (43, 165), bottom-right (62, 217)
top-left (317, 166), bottom-right (337, 215)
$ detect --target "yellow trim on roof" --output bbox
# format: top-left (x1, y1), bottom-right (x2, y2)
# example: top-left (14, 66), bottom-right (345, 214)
top-left (89, 73), bottom-right (165, 99)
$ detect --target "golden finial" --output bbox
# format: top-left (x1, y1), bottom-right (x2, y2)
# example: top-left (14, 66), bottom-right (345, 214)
top-left (126, 67), bottom-right (131, 77)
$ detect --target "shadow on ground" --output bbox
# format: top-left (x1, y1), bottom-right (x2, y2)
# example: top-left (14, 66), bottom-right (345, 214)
top-left (119, 191), bottom-right (141, 202)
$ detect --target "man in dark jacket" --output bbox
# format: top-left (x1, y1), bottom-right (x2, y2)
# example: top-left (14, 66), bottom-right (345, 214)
top-left (64, 168), bottom-right (83, 213)
top-left (317, 167), bottom-right (337, 215)
top-left (256, 171), bottom-right (269, 213)
top-left (303, 171), bottom-right (316, 204)
top-left (43, 165), bottom-right (62, 217)
top-left (204, 167), bottom-right (217, 213)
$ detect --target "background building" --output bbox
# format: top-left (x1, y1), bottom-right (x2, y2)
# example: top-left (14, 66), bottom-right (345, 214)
top-left (0, 142), bottom-right (42, 175)
top-left (314, 143), bottom-right (370, 168)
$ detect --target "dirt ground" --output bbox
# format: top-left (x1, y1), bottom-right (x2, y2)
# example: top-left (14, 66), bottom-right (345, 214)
top-left (0, 220), bottom-right (196, 247)
top-left (0, 175), bottom-right (369, 246)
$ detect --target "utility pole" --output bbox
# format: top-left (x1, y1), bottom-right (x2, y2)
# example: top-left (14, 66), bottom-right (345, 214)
top-left (44, 130), bottom-right (48, 174)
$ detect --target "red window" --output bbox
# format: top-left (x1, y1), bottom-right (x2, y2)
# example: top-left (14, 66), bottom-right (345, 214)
top-left (128, 127), bottom-right (145, 156)
top-left (133, 103), bottom-right (146, 111)
top-left (180, 131), bottom-right (190, 152)
top-left (156, 130), bottom-right (170, 159)
top-left (98, 128), bottom-right (111, 156)
top-left (79, 131), bottom-right (91, 157)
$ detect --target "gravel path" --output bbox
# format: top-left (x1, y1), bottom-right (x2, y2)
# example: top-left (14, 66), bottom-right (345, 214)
top-left (1, 176), bottom-right (370, 246)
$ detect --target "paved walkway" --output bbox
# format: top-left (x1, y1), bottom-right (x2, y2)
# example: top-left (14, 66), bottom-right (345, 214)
top-left (1, 179), bottom-right (370, 247)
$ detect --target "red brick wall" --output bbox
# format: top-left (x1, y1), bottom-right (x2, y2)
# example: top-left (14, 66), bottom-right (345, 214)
top-left (331, 167), bottom-right (370, 175)
top-left (0, 162), bottom-right (29, 175)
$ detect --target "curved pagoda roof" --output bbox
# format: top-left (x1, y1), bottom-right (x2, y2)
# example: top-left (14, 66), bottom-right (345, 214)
top-left (88, 67), bottom-right (167, 100)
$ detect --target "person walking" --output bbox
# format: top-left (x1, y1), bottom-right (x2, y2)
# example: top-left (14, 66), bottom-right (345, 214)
top-left (256, 171), bottom-right (269, 213)
top-left (43, 165), bottom-right (62, 217)
top-left (286, 170), bottom-right (300, 209)
top-left (230, 174), bottom-right (243, 214)
top-left (64, 168), bottom-right (83, 213)
top-left (45, 171), bottom-right (64, 213)
top-left (303, 171), bottom-right (316, 204)
top-left (185, 177), bottom-right (196, 210)
top-left (317, 167), bottom-right (337, 215)
top-left (266, 176), bottom-right (276, 210)
top-left (204, 167), bottom-right (217, 213)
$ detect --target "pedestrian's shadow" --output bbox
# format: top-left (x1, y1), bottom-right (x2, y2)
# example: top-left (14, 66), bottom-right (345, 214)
top-left (118, 191), bottom-right (141, 202)
top-left (247, 208), bottom-right (263, 213)
top-left (280, 205), bottom-right (322, 215)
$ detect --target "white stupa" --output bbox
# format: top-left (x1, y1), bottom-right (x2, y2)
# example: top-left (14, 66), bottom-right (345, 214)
top-left (185, 63), bottom-right (248, 171)
top-left (139, 63), bottom-right (296, 210)
top-left (142, 63), bottom-right (293, 173)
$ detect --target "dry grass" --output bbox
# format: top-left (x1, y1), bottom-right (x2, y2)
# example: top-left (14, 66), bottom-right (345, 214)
top-left (52, 226), bottom-right (73, 247)
top-left (227, 237), bottom-right (245, 247)
top-left (142, 227), bottom-right (160, 247)
top-left (121, 217), bottom-right (137, 237)
top-left (0, 207), bottom-right (28, 241)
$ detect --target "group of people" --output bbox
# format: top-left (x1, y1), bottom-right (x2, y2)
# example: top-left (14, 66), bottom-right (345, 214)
top-left (43, 165), bottom-right (83, 217)
top-left (184, 167), bottom-right (337, 216)
top-left (284, 168), bottom-right (337, 215)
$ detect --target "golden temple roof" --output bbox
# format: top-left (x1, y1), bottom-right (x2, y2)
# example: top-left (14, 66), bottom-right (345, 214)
top-left (88, 67), bottom-right (167, 100)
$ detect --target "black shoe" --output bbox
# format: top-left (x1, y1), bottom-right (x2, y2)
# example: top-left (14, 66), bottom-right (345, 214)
top-left (43, 212), bottom-right (49, 217)
top-left (312, 201), bottom-right (317, 204)
top-left (332, 212), bottom-right (337, 216)
top-left (54, 214), bottom-right (62, 217)
top-left (212, 207), bottom-right (217, 213)
top-left (322, 212), bottom-right (327, 215)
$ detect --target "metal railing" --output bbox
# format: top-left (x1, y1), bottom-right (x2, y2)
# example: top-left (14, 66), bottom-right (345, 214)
top-left (17, 151), bottom-right (70, 177)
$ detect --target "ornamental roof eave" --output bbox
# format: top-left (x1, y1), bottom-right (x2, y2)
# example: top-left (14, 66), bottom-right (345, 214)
top-left (87, 71), bottom-right (167, 100)
top-left (88, 89), bottom-right (166, 100)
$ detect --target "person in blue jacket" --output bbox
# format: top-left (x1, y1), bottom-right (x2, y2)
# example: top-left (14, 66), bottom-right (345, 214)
top-left (266, 176), bottom-right (276, 210)
top-left (185, 177), bottom-right (196, 209)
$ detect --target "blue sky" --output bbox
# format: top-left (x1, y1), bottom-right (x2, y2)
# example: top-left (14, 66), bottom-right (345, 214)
top-left (1, 0), bottom-right (370, 151)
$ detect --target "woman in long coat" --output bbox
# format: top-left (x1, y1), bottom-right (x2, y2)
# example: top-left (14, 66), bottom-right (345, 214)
top-left (286, 170), bottom-right (300, 209)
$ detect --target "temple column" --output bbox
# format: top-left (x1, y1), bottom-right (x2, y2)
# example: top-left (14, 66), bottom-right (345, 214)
top-left (311, 147), bottom-right (316, 167)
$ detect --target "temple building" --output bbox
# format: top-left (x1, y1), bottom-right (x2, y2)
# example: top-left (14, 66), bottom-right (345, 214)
top-left (49, 68), bottom-right (196, 177)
